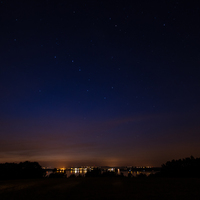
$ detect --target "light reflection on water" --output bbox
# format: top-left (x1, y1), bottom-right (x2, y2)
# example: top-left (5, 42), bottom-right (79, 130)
top-left (66, 170), bottom-right (86, 177)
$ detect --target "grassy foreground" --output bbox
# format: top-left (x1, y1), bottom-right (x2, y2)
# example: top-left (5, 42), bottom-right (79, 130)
top-left (0, 177), bottom-right (200, 200)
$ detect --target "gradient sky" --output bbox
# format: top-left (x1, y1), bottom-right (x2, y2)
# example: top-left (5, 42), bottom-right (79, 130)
top-left (0, 0), bottom-right (200, 168)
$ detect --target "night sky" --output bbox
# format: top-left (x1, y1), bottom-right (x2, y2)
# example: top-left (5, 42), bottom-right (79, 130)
top-left (0, 0), bottom-right (200, 168)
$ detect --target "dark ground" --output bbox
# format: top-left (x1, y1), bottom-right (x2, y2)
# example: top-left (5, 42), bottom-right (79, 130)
top-left (0, 177), bottom-right (200, 200)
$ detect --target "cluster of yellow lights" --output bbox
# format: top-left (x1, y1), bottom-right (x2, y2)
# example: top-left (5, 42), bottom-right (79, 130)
top-left (70, 167), bottom-right (88, 173)
top-left (56, 168), bottom-right (66, 173)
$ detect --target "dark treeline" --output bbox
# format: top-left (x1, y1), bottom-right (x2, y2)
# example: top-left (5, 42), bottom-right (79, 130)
top-left (131, 167), bottom-right (161, 172)
top-left (85, 168), bottom-right (120, 178)
top-left (156, 156), bottom-right (200, 178)
top-left (0, 161), bottom-right (45, 180)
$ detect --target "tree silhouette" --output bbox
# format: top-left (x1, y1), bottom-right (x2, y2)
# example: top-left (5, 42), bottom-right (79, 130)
top-left (0, 161), bottom-right (45, 180)
top-left (85, 168), bottom-right (101, 177)
top-left (160, 156), bottom-right (200, 177)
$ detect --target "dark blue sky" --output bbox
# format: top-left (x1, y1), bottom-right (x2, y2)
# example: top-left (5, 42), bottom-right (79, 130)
top-left (0, 0), bottom-right (200, 167)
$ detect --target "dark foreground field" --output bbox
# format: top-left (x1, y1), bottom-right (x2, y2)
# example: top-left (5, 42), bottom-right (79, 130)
top-left (0, 177), bottom-right (200, 200)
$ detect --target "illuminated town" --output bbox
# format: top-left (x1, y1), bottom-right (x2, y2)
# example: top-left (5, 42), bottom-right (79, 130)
top-left (43, 166), bottom-right (159, 177)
